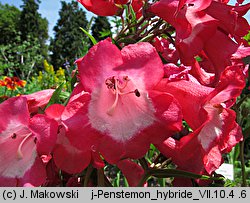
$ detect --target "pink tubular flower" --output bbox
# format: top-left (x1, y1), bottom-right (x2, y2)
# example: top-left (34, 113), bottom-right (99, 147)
top-left (74, 39), bottom-right (182, 164)
top-left (0, 97), bottom-right (58, 186)
top-left (204, 1), bottom-right (250, 42)
top-left (77, 0), bottom-right (143, 17)
top-left (45, 85), bottom-right (104, 174)
top-left (155, 66), bottom-right (245, 184)
top-left (149, 0), bottom-right (250, 85)
top-left (149, 0), bottom-right (218, 65)
top-left (22, 89), bottom-right (55, 114)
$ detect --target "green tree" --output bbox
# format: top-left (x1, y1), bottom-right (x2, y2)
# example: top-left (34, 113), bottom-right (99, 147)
top-left (19, 0), bottom-right (48, 57)
top-left (0, 35), bottom-right (43, 80)
top-left (0, 3), bottom-right (21, 45)
top-left (91, 16), bottom-right (111, 42)
top-left (50, 0), bottom-right (89, 70)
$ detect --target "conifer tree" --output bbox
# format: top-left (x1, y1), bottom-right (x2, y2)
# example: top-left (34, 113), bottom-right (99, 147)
top-left (19, 0), bottom-right (48, 57)
top-left (50, 0), bottom-right (89, 70)
top-left (91, 16), bottom-right (111, 42)
top-left (0, 3), bottom-right (21, 45)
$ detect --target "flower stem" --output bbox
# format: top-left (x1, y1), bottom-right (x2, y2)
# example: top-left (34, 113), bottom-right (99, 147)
top-left (137, 172), bottom-right (150, 187)
top-left (137, 168), bottom-right (224, 187)
top-left (97, 168), bottom-right (105, 187)
top-left (84, 165), bottom-right (94, 187)
top-left (139, 158), bottom-right (149, 171)
top-left (104, 175), bottom-right (113, 187)
top-left (239, 140), bottom-right (246, 186)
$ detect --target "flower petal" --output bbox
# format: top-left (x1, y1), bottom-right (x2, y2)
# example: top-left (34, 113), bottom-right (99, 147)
top-left (22, 89), bottom-right (54, 114)
top-left (77, 39), bottom-right (123, 92)
top-left (53, 131), bottom-right (91, 174)
top-left (77, 0), bottom-right (120, 16)
top-left (0, 134), bottom-right (37, 184)
top-left (29, 115), bottom-right (58, 155)
top-left (45, 104), bottom-right (65, 122)
top-left (0, 97), bottom-right (29, 138)
top-left (19, 157), bottom-right (46, 186)
top-left (119, 42), bottom-right (164, 89)
top-left (117, 159), bottom-right (145, 186)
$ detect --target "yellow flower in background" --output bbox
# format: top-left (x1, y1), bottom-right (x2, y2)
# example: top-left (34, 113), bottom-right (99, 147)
top-left (44, 60), bottom-right (50, 73)
top-left (38, 71), bottom-right (43, 82)
top-left (28, 60), bottom-right (68, 91)
top-left (56, 67), bottom-right (65, 77)
top-left (44, 60), bottom-right (55, 74)
top-left (50, 65), bottom-right (54, 74)
top-left (54, 77), bottom-right (59, 83)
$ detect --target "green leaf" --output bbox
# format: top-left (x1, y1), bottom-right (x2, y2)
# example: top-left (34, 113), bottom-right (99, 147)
top-left (129, 4), bottom-right (136, 23)
top-left (99, 29), bottom-right (112, 38)
top-left (148, 169), bottom-right (223, 181)
top-left (116, 171), bottom-right (121, 187)
top-left (124, 177), bottom-right (129, 187)
top-left (233, 144), bottom-right (240, 164)
top-left (45, 82), bottom-right (65, 109)
top-left (70, 72), bottom-right (77, 92)
top-left (158, 178), bottom-right (166, 187)
top-left (79, 26), bottom-right (97, 45)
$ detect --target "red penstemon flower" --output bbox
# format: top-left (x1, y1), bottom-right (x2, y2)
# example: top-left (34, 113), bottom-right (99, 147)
top-left (77, 0), bottom-right (144, 17)
top-left (155, 65), bottom-right (245, 185)
top-left (22, 89), bottom-right (55, 114)
top-left (0, 0), bottom-right (247, 187)
top-left (77, 0), bottom-right (122, 16)
top-left (152, 37), bottom-right (179, 64)
top-left (44, 85), bottom-right (104, 174)
top-left (69, 39), bottom-right (182, 164)
top-left (148, 0), bottom-right (250, 85)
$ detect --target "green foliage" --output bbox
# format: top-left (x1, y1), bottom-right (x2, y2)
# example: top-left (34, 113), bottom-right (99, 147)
top-left (45, 82), bottom-right (65, 109)
top-left (91, 16), bottom-right (111, 41)
top-left (0, 1), bottom-right (48, 79)
top-left (28, 60), bottom-right (69, 92)
top-left (19, 0), bottom-right (49, 57)
top-left (244, 31), bottom-right (250, 45)
top-left (0, 35), bottom-right (43, 80)
top-left (111, 16), bottom-right (122, 35)
top-left (79, 27), bottom-right (97, 45)
top-left (50, 0), bottom-right (89, 69)
top-left (0, 3), bottom-right (21, 45)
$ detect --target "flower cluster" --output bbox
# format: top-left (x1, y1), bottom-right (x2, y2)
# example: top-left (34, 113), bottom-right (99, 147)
top-left (0, 0), bottom-right (249, 186)
top-left (0, 76), bottom-right (26, 90)
top-left (0, 76), bottom-right (27, 101)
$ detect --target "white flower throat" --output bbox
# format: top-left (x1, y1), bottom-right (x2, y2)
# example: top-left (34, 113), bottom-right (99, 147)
top-left (88, 73), bottom-right (155, 142)
top-left (105, 75), bottom-right (141, 116)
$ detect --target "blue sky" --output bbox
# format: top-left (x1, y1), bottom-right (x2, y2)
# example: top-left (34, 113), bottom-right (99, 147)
top-left (0, 0), bottom-right (249, 38)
